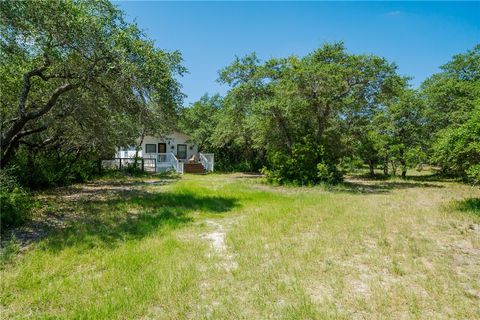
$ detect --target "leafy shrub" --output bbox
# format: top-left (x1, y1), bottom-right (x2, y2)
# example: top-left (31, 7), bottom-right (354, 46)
top-left (316, 163), bottom-right (342, 184)
top-left (9, 147), bottom-right (101, 189)
top-left (432, 107), bottom-right (480, 179)
top-left (466, 164), bottom-right (480, 185)
top-left (0, 171), bottom-right (33, 228)
top-left (264, 137), bottom-right (342, 185)
top-left (123, 160), bottom-right (147, 176)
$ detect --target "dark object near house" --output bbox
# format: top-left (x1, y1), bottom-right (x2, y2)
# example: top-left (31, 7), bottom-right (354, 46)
top-left (184, 163), bottom-right (205, 173)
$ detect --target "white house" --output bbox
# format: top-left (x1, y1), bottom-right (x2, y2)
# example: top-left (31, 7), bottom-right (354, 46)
top-left (115, 131), bottom-right (214, 174)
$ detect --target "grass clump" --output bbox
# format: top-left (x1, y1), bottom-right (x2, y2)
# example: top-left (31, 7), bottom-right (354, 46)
top-left (453, 197), bottom-right (480, 217)
top-left (0, 236), bottom-right (20, 266)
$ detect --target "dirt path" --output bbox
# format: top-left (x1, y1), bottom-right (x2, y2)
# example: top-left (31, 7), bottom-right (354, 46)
top-left (202, 219), bottom-right (238, 271)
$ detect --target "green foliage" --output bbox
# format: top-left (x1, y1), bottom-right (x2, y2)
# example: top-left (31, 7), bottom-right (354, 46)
top-left (453, 198), bottom-right (480, 217)
top-left (372, 90), bottom-right (428, 177)
top-left (196, 42), bottom-right (401, 182)
top-left (422, 45), bottom-right (480, 131)
top-left (1, 0), bottom-right (477, 191)
top-left (432, 107), bottom-right (480, 180)
top-left (0, 172), bottom-right (33, 228)
top-left (338, 157), bottom-right (365, 173)
top-left (466, 165), bottom-right (480, 185)
top-left (422, 45), bottom-right (480, 178)
top-left (179, 94), bottom-right (221, 152)
top-left (264, 137), bottom-right (342, 185)
top-left (9, 147), bottom-right (100, 188)
top-left (0, 236), bottom-right (20, 266)
top-left (0, 0), bottom-right (184, 187)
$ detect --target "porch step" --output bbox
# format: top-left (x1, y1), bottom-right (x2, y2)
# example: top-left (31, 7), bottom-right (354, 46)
top-left (184, 163), bottom-right (205, 174)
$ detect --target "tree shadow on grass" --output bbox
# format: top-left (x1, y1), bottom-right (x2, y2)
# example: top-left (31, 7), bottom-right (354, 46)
top-left (38, 190), bottom-right (238, 253)
top-left (453, 198), bottom-right (480, 217)
top-left (340, 179), bottom-right (445, 195)
top-left (350, 172), bottom-right (460, 183)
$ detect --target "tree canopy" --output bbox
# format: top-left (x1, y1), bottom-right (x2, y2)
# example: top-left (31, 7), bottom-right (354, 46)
top-left (182, 43), bottom-right (479, 184)
top-left (0, 0), bottom-right (184, 175)
top-left (0, 0), bottom-right (185, 187)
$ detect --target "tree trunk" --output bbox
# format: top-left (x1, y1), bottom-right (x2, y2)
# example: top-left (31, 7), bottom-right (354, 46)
top-left (391, 161), bottom-right (397, 176)
top-left (1, 82), bottom-right (79, 168)
top-left (400, 159), bottom-right (407, 178)
top-left (134, 130), bottom-right (145, 169)
top-left (368, 160), bottom-right (375, 176)
top-left (271, 107), bottom-right (292, 149)
top-left (398, 147), bottom-right (407, 178)
top-left (383, 156), bottom-right (389, 176)
top-left (27, 146), bottom-right (35, 187)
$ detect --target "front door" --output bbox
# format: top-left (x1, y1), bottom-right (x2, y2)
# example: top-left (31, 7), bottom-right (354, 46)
top-left (158, 143), bottom-right (166, 153)
top-left (177, 144), bottom-right (187, 160)
top-left (157, 143), bottom-right (167, 162)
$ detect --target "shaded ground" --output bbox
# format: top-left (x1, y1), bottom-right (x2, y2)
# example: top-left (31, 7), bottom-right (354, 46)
top-left (2, 176), bottom-right (235, 250)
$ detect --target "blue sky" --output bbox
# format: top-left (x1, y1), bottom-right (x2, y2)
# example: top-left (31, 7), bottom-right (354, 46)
top-left (116, 1), bottom-right (480, 105)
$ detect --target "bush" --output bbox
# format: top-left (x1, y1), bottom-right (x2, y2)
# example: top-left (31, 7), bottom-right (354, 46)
top-left (432, 107), bottom-right (480, 178)
top-left (466, 164), bottom-right (480, 185)
top-left (0, 171), bottom-right (33, 228)
top-left (9, 147), bottom-right (101, 189)
top-left (264, 137), bottom-right (343, 185)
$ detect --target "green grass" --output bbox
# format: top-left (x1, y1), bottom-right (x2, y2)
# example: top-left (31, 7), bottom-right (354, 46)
top-left (1, 173), bottom-right (479, 319)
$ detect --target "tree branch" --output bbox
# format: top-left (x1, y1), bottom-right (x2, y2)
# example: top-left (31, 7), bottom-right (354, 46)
top-left (27, 82), bottom-right (80, 119)
top-left (19, 54), bottom-right (51, 116)
top-left (2, 81), bottom-right (80, 167)
top-left (19, 135), bottom-right (59, 150)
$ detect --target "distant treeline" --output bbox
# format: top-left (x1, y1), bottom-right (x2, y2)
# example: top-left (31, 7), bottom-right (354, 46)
top-left (179, 44), bottom-right (479, 185)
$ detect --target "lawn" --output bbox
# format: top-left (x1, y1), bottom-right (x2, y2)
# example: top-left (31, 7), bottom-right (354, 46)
top-left (1, 173), bottom-right (479, 319)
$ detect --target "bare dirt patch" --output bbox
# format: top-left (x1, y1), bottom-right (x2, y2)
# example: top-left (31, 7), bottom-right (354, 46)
top-left (201, 219), bottom-right (238, 272)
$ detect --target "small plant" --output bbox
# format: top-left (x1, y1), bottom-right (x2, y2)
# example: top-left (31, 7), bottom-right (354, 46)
top-left (0, 171), bottom-right (34, 228)
top-left (454, 198), bottom-right (480, 217)
top-left (0, 235), bottom-right (20, 266)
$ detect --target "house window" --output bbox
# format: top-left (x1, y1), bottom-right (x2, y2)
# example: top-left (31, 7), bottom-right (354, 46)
top-left (145, 144), bottom-right (156, 154)
top-left (177, 144), bottom-right (187, 159)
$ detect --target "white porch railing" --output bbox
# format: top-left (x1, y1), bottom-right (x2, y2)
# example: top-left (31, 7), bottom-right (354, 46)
top-left (145, 153), bottom-right (183, 174)
top-left (199, 153), bottom-right (214, 172)
top-left (168, 152), bottom-right (183, 174)
top-left (157, 153), bottom-right (183, 174)
top-left (157, 153), bottom-right (168, 163)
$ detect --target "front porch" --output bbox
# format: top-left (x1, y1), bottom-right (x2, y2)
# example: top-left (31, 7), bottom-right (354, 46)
top-left (146, 152), bottom-right (214, 174)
